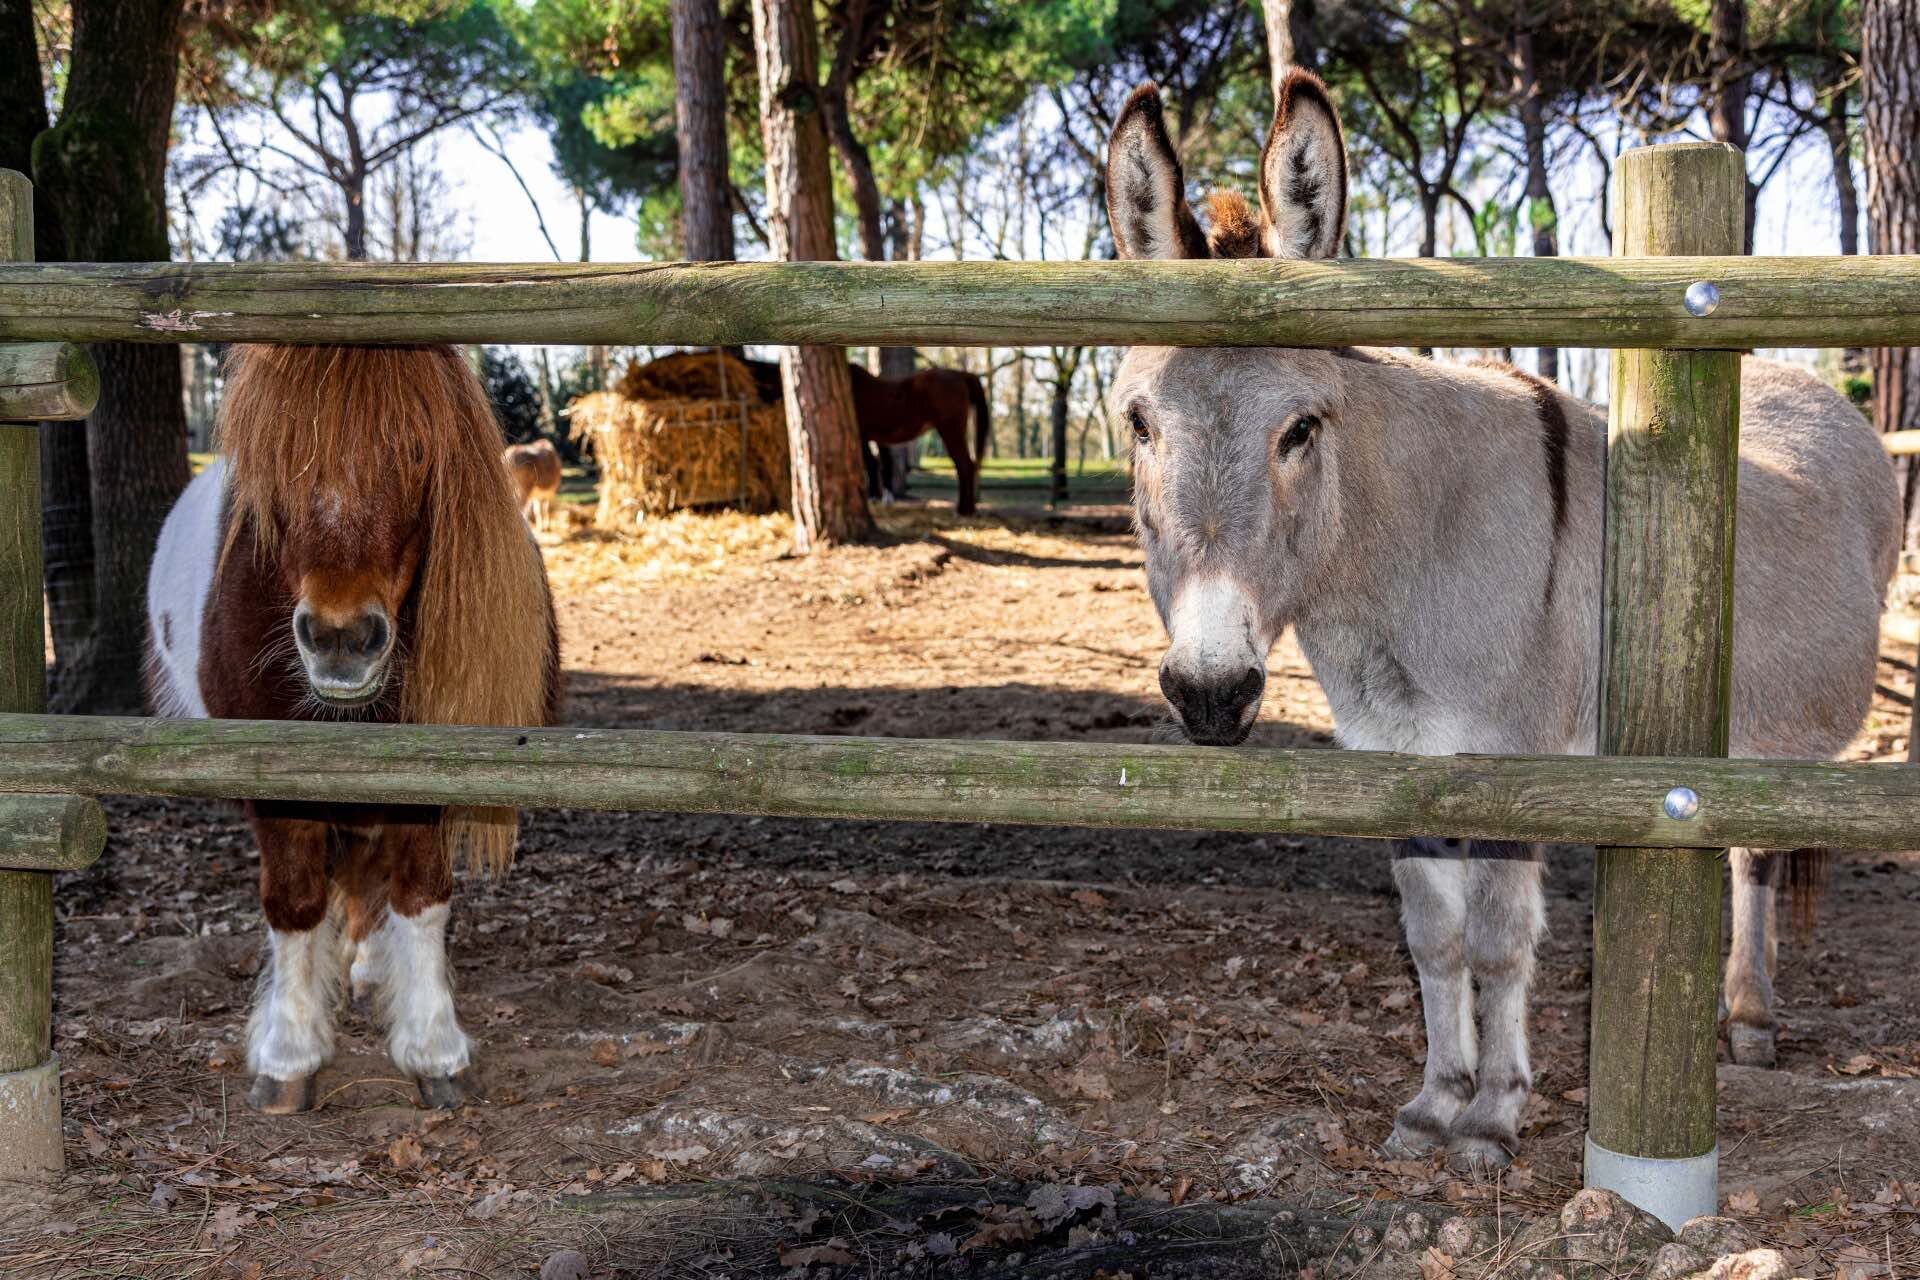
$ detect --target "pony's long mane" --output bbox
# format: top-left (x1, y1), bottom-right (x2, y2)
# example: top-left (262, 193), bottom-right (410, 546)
top-left (217, 344), bottom-right (556, 875)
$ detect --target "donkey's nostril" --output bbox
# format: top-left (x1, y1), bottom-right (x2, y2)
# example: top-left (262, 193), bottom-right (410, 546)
top-left (1159, 663), bottom-right (1264, 745)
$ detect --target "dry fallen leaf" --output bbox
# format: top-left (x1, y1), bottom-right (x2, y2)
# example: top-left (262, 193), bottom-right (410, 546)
top-left (1725, 1188), bottom-right (1762, 1214)
top-left (1417, 1246), bottom-right (1457, 1280)
top-left (204, 1203), bottom-right (256, 1246)
top-left (589, 1039), bottom-right (620, 1068)
top-left (387, 1133), bottom-right (428, 1171)
top-left (778, 1239), bottom-right (857, 1267)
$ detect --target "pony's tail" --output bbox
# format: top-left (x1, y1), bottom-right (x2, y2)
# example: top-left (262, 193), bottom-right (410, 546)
top-left (444, 807), bottom-right (518, 880)
top-left (967, 372), bottom-right (991, 466)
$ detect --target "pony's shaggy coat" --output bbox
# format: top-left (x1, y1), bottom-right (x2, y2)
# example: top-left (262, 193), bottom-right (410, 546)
top-left (217, 345), bottom-right (557, 876)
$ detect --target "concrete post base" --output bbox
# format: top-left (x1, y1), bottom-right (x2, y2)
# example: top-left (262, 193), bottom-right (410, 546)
top-left (0, 1055), bottom-right (62, 1179)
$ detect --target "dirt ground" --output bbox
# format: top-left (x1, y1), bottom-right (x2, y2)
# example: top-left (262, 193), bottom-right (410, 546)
top-left (7, 487), bottom-right (1920, 1278)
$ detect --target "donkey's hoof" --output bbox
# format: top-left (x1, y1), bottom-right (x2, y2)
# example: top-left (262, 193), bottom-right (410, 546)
top-left (248, 1073), bottom-right (317, 1114)
top-left (414, 1070), bottom-right (475, 1111)
top-left (1384, 1118), bottom-right (1445, 1159)
top-left (1445, 1133), bottom-right (1516, 1175)
top-left (1729, 1024), bottom-right (1777, 1068)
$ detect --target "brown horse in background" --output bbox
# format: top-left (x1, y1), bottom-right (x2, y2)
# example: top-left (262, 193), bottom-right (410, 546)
top-left (746, 358), bottom-right (991, 515)
top-left (146, 345), bottom-right (560, 1115)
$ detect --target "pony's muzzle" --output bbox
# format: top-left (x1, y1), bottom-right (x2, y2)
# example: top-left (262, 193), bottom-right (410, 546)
top-left (1159, 662), bottom-right (1264, 746)
top-left (293, 602), bottom-right (394, 706)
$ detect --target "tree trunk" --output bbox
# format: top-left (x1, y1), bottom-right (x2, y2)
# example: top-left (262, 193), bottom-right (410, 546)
top-left (878, 200), bottom-right (916, 379)
top-left (1706, 0), bottom-right (1758, 251)
top-left (672, 0), bottom-right (735, 262)
top-left (1262, 0), bottom-right (1318, 96)
top-left (1865, 0), bottom-right (1920, 542)
top-left (752, 0), bottom-right (872, 551)
top-left (1512, 25), bottom-right (1559, 383)
top-left (1822, 82), bottom-right (1863, 373)
top-left (823, 0), bottom-right (885, 265)
top-left (31, 0), bottom-right (189, 714)
top-left (343, 169), bottom-right (369, 262)
top-left (1049, 355), bottom-right (1078, 506)
top-left (1824, 85), bottom-right (1859, 258)
top-left (2, 0), bottom-right (93, 689)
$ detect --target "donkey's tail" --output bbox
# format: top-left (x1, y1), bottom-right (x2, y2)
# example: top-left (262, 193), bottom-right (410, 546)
top-left (966, 372), bottom-right (991, 466)
top-left (1787, 846), bottom-right (1829, 935)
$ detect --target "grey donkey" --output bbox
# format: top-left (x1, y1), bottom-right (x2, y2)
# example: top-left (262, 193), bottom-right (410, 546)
top-left (1103, 70), bottom-right (1899, 1169)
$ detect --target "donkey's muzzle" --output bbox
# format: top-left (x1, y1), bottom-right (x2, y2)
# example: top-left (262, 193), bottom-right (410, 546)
top-left (294, 603), bottom-right (394, 705)
top-left (1159, 663), bottom-right (1264, 746)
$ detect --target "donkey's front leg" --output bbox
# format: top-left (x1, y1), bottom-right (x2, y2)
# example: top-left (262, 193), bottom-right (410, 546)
top-left (1386, 840), bottom-right (1475, 1157)
top-left (1447, 845), bottom-right (1545, 1171)
top-left (1725, 847), bottom-right (1782, 1067)
top-left (369, 821), bottom-right (474, 1109)
top-left (246, 811), bottom-right (339, 1114)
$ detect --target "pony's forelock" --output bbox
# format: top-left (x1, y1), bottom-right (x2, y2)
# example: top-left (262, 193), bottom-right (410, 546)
top-left (217, 345), bottom-right (557, 876)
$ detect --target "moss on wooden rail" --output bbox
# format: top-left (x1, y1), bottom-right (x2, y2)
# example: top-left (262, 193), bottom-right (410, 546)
top-left (0, 793), bottom-right (106, 871)
top-left (0, 257), bottom-right (1918, 350)
top-left (0, 343), bottom-right (97, 422)
top-left (0, 713), bottom-right (1916, 851)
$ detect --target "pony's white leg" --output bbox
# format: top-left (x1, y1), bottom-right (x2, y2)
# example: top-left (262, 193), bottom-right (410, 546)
top-left (246, 812), bottom-right (337, 1114)
top-left (1448, 846), bottom-right (1546, 1171)
top-left (347, 932), bottom-right (381, 1005)
top-left (370, 902), bottom-right (473, 1106)
top-left (247, 914), bottom-right (341, 1113)
top-left (1725, 847), bottom-right (1780, 1067)
top-left (1387, 840), bottom-right (1475, 1156)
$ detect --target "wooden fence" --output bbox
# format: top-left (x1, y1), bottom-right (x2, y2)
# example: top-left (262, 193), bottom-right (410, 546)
top-left (0, 144), bottom-right (1912, 1230)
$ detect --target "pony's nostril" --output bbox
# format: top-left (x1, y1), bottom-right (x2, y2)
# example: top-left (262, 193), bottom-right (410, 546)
top-left (293, 610), bottom-right (315, 651)
top-left (356, 613), bottom-right (390, 657)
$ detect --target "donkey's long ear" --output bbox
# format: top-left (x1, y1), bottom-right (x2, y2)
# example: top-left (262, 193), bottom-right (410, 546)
top-left (1106, 83), bottom-right (1210, 260)
top-left (1259, 70), bottom-right (1348, 260)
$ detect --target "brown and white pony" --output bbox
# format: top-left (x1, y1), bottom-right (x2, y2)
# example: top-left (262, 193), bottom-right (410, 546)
top-left (146, 345), bottom-right (559, 1114)
top-left (504, 437), bottom-right (563, 531)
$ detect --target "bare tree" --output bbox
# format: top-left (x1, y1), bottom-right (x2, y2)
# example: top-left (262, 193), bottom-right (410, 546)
top-left (752, 0), bottom-right (873, 551)
top-left (1509, 6), bottom-right (1558, 381)
top-left (197, 8), bottom-right (516, 261)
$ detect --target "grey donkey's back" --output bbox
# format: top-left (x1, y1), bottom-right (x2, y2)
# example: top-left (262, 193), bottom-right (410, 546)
top-left (1719, 359), bottom-right (1898, 760)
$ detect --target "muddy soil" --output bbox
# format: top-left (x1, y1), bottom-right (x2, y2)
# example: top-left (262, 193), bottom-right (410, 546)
top-left (7, 496), bottom-right (1920, 1278)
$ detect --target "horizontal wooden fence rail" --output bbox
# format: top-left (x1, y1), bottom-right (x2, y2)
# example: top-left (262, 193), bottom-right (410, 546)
top-left (2, 713), bottom-right (1918, 851)
top-left (2, 257), bottom-right (1920, 350)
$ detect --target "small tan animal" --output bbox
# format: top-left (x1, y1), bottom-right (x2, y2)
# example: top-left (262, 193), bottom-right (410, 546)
top-left (503, 438), bottom-right (562, 532)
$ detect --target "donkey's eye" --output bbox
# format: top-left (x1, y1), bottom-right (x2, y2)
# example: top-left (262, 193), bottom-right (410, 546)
top-left (1278, 414), bottom-right (1319, 458)
top-left (1129, 407), bottom-right (1152, 445)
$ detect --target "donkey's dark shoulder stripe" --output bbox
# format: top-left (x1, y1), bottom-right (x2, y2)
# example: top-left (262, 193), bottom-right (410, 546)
top-left (1485, 362), bottom-right (1570, 541)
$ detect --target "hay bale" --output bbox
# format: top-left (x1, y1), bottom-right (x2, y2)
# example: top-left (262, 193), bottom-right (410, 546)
top-left (569, 390), bottom-right (789, 523)
top-left (615, 350), bottom-right (760, 404)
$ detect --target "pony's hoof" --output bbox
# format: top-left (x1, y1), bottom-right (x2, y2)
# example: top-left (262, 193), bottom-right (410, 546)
top-left (248, 1073), bottom-right (317, 1114)
top-left (414, 1071), bottom-right (474, 1111)
top-left (1729, 1024), bottom-right (1778, 1068)
top-left (1445, 1133), bottom-right (1516, 1174)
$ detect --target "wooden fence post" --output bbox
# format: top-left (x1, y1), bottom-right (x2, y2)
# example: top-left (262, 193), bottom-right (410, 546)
top-left (0, 168), bottom-right (60, 1179)
top-left (1587, 142), bottom-right (1745, 1229)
